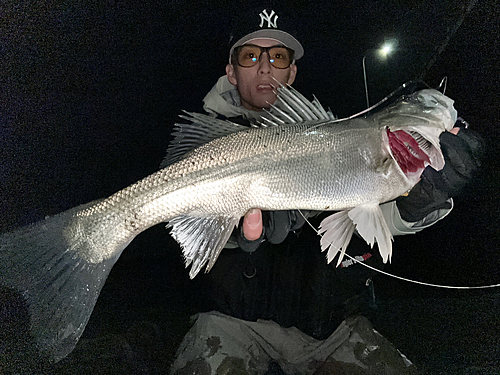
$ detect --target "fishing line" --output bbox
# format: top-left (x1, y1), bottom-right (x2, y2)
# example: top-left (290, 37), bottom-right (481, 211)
top-left (297, 209), bottom-right (500, 290)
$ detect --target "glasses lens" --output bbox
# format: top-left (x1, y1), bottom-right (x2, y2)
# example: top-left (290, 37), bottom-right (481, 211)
top-left (236, 45), bottom-right (293, 69)
top-left (237, 45), bottom-right (262, 67)
top-left (268, 47), bottom-right (292, 69)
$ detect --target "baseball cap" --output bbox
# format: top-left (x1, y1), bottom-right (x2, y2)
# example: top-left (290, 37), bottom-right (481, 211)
top-left (229, 9), bottom-right (304, 61)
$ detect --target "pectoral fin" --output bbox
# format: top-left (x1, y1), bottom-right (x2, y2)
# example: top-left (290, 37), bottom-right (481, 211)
top-left (348, 201), bottom-right (394, 263)
top-left (319, 201), bottom-right (394, 266)
top-left (167, 215), bottom-right (239, 278)
top-left (318, 210), bottom-right (356, 266)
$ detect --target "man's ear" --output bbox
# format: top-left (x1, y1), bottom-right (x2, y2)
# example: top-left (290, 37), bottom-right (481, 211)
top-left (287, 64), bottom-right (297, 85)
top-left (226, 64), bottom-right (238, 86)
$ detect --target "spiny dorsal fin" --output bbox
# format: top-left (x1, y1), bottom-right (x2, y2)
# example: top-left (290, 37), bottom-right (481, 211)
top-left (259, 84), bottom-right (336, 127)
top-left (160, 112), bottom-right (247, 168)
top-left (162, 85), bottom-right (335, 167)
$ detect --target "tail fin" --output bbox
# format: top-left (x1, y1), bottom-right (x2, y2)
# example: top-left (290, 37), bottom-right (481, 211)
top-left (0, 200), bottom-right (128, 363)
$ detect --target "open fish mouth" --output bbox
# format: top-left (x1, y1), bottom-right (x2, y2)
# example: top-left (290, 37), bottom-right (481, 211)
top-left (387, 128), bottom-right (433, 175)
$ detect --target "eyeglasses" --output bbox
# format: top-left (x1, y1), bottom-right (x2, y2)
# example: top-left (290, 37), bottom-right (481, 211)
top-left (233, 44), bottom-right (295, 69)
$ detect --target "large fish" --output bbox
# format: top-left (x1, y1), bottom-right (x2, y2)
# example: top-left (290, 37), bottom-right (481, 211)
top-left (0, 83), bottom-right (456, 362)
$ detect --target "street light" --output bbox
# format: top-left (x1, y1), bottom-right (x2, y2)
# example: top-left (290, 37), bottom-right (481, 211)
top-left (379, 43), bottom-right (393, 58)
top-left (362, 40), bottom-right (396, 108)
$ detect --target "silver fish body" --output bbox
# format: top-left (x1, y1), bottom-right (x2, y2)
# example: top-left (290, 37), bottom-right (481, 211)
top-left (76, 88), bottom-right (455, 271)
top-left (90, 120), bottom-right (400, 243)
top-left (0, 86), bottom-right (456, 362)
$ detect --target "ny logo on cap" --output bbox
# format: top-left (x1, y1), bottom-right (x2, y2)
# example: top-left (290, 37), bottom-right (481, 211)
top-left (259, 9), bottom-right (278, 28)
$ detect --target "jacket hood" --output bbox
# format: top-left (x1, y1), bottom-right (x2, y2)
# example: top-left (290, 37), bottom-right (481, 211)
top-left (203, 75), bottom-right (263, 121)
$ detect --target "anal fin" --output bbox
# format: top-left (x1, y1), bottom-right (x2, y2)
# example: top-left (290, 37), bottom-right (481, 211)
top-left (167, 215), bottom-right (239, 278)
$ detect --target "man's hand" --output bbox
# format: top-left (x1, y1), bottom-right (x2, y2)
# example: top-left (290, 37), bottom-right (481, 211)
top-left (396, 120), bottom-right (483, 222)
top-left (242, 208), bottom-right (263, 241)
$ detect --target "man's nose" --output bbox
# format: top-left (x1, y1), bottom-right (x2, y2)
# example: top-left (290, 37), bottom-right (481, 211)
top-left (257, 52), bottom-right (272, 74)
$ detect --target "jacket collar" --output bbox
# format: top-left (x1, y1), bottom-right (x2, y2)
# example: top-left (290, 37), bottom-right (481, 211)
top-left (203, 75), bottom-right (263, 121)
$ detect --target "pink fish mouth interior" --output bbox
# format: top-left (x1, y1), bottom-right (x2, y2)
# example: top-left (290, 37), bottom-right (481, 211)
top-left (387, 128), bottom-right (431, 175)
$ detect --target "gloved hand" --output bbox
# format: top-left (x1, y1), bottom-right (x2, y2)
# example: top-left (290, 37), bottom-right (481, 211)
top-left (396, 118), bottom-right (484, 222)
top-left (237, 210), bottom-right (309, 252)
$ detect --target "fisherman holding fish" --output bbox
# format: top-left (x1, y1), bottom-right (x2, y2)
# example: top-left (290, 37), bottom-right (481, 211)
top-left (0, 5), bottom-right (484, 373)
top-left (170, 7), bottom-right (483, 374)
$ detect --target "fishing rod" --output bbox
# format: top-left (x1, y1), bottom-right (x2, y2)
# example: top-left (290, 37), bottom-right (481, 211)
top-left (417, 0), bottom-right (478, 81)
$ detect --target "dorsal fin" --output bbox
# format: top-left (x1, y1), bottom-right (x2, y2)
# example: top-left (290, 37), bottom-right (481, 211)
top-left (260, 84), bottom-right (336, 126)
top-left (161, 85), bottom-right (335, 168)
top-left (160, 112), bottom-right (247, 168)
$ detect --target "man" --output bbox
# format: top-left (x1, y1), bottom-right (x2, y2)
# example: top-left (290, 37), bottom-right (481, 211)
top-left (171, 8), bottom-right (482, 374)
top-left (203, 15), bottom-right (303, 246)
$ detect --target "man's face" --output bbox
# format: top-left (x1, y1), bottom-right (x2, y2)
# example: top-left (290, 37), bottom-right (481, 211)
top-left (226, 38), bottom-right (297, 111)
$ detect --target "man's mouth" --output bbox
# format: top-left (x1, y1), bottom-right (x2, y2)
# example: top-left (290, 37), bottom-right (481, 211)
top-left (257, 83), bottom-right (274, 90)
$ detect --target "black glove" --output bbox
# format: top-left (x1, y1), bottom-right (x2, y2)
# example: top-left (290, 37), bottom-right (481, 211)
top-left (396, 118), bottom-right (484, 222)
top-left (237, 210), bottom-right (309, 252)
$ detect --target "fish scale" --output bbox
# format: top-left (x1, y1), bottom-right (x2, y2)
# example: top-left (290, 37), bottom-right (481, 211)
top-left (106, 120), bottom-right (394, 229)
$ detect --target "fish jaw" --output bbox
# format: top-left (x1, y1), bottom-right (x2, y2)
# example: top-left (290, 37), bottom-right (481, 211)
top-left (380, 88), bottom-right (457, 183)
top-left (386, 128), bottom-right (430, 184)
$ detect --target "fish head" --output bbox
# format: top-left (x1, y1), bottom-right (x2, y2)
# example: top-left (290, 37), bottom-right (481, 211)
top-left (381, 89), bottom-right (458, 183)
top-left (411, 89), bottom-right (458, 130)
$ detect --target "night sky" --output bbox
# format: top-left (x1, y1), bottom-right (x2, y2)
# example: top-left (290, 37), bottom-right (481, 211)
top-left (1, 0), bottom-right (500, 372)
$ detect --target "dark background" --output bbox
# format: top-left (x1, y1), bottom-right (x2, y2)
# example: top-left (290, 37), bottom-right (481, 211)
top-left (1, 0), bottom-right (499, 373)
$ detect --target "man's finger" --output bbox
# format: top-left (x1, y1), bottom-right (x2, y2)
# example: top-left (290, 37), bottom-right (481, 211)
top-left (242, 208), bottom-right (263, 241)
